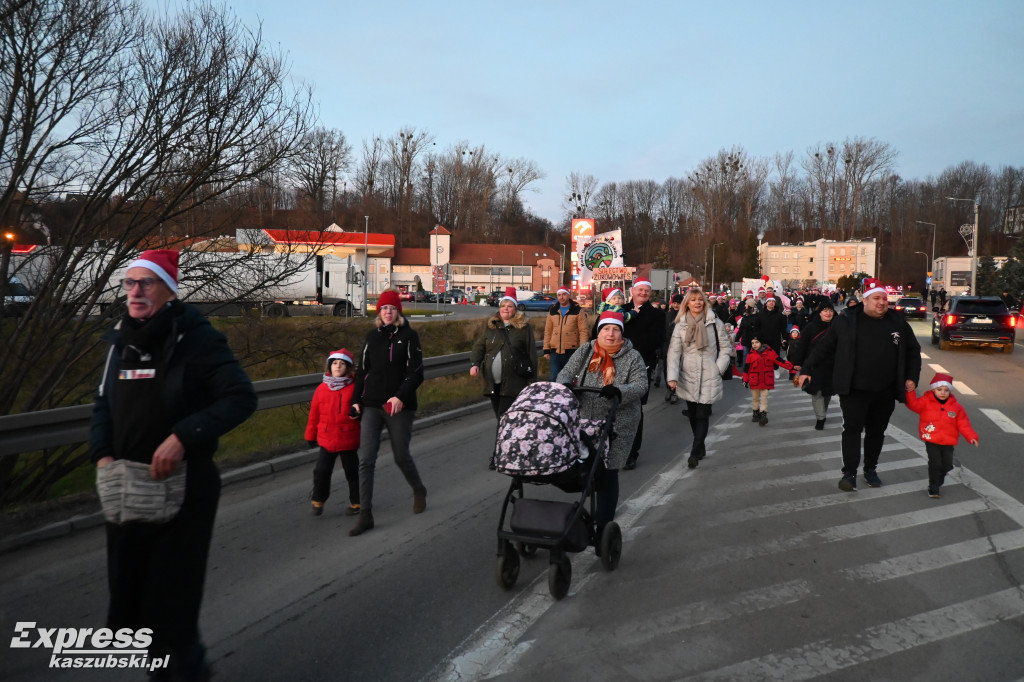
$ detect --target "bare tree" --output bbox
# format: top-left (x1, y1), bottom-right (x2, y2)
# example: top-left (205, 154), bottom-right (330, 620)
top-left (356, 136), bottom-right (384, 201)
top-left (0, 0), bottom-right (314, 502)
top-left (840, 136), bottom-right (897, 240)
top-left (291, 127), bottom-right (352, 223)
top-left (564, 172), bottom-right (597, 219)
top-left (381, 127), bottom-right (433, 243)
top-left (498, 157), bottom-right (545, 229)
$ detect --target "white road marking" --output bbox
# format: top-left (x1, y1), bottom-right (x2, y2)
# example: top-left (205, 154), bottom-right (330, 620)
top-left (680, 588), bottom-right (1024, 682)
top-left (979, 408), bottom-right (1024, 434)
top-left (839, 529), bottom-right (1024, 582)
top-left (953, 380), bottom-right (976, 395)
top-left (928, 363), bottom-right (948, 373)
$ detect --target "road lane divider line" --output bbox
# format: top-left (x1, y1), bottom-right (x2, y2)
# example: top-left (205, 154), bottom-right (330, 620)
top-left (953, 380), bottom-right (976, 395)
top-left (979, 408), bottom-right (1024, 434)
top-left (680, 587), bottom-right (1024, 682)
top-left (928, 362), bottom-right (949, 373)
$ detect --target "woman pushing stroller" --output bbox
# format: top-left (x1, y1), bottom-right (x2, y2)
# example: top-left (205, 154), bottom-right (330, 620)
top-left (556, 310), bottom-right (648, 542)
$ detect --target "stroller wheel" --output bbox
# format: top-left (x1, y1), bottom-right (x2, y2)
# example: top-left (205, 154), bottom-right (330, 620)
top-left (497, 544), bottom-right (520, 590)
top-left (548, 555), bottom-right (572, 600)
top-left (599, 522), bottom-right (622, 571)
top-left (516, 542), bottom-right (538, 558)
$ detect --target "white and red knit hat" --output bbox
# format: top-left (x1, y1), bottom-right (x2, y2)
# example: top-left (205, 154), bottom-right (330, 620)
top-left (602, 287), bottom-right (623, 303)
top-left (328, 348), bottom-right (354, 366)
top-left (862, 277), bottom-right (886, 298)
top-left (127, 249), bottom-right (179, 293)
top-left (597, 310), bottom-right (625, 329)
top-left (929, 373), bottom-right (954, 390)
top-left (499, 286), bottom-right (518, 306)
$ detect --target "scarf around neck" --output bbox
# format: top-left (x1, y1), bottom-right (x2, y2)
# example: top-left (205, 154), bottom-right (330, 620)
top-left (588, 339), bottom-right (624, 386)
top-left (684, 312), bottom-right (707, 350)
top-left (323, 374), bottom-right (353, 391)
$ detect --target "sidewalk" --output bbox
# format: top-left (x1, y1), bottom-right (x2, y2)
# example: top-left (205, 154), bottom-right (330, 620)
top-left (436, 382), bottom-right (1024, 680)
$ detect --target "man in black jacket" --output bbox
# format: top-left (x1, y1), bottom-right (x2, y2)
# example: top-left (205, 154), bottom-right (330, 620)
top-left (622, 279), bottom-right (665, 469)
top-left (797, 278), bottom-right (922, 492)
top-left (753, 297), bottom-right (787, 355)
top-left (91, 250), bottom-right (257, 681)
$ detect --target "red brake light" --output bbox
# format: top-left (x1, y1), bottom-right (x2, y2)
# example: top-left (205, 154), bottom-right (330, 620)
top-left (1011, 315), bottom-right (1018, 328)
top-left (944, 314), bottom-right (957, 325)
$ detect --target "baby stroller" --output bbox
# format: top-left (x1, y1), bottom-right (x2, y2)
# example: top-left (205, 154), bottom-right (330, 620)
top-left (493, 381), bottom-right (621, 600)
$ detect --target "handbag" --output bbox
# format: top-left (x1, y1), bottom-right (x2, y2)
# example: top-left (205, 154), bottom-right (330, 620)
top-left (501, 327), bottom-right (534, 378)
top-left (96, 459), bottom-right (187, 525)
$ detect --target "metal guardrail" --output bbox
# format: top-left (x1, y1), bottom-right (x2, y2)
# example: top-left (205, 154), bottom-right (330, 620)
top-left (0, 349), bottom-right (490, 458)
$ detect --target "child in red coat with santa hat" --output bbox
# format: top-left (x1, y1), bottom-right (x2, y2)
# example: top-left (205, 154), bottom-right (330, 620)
top-left (905, 373), bottom-right (979, 498)
top-left (742, 336), bottom-right (793, 426)
top-left (305, 348), bottom-right (361, 516)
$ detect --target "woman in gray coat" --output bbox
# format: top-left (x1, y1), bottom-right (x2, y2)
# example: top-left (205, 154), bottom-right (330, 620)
top-left (470, 288), bottom-right (538, 467)
top-left (556, 310), bottom-right (648, 541)
top-left (666, 288), bottom-right (732, 469)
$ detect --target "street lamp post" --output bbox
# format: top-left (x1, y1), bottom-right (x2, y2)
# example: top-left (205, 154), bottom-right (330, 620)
top-left (519, 250), bottom-right (524, 290)
top-left (488, 257), bottom-right (493, 293)
top-left (914, 251), bottom-right (930, 291)
top-left (710, 242), bottom-right (724, 294)
top-left (945, 197), bottom-right (979, 294)
top-left (559, 243), bottom-right (566, 289)
top-left (363, 216), bottom-right (369, 315)
top-left (915, 221), bottom-right (936, 278)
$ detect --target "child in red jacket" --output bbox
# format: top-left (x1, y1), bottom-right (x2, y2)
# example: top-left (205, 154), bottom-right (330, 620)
top-left (742, 336), bottom-right (793, 427)
top-left (905, 372), bottom-right (979, 498)
top-left (305, 348), bottom-right (361, 516)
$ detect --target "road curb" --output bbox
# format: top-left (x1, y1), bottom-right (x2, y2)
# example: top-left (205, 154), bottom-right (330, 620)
top-left (0, 400), bottom-right (491, 555)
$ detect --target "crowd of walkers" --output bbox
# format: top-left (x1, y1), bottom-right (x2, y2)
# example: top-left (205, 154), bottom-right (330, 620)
top-left (88, 249), bottom-right (986, 681)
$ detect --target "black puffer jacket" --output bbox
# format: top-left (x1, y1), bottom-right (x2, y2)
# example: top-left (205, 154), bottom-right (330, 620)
top-left (753, 305), bottom-right (787, 353)
top-left (354, 319), bottom-right (424, 410)
top-left (788, 315), bottom-right (834, 395)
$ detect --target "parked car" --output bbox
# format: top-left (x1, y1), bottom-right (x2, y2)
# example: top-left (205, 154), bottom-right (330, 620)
top-left (931, 296), bottom-right (1016, 353)
top-left (894, 296), bottom-right (928, 319)
top-left (411, 290), bottom-right (434, 303)
top-left (516, 293), bottom-right (556, 311)
top-left (486, 290), bottom-right (504, 306)
top-left (448, 288), bottom-right (467, 303)
top-left (398, 290), bottom-right (414, 302)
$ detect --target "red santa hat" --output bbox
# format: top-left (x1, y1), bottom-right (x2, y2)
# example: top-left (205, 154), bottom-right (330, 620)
top-left (327, 348), bottom-right (354, 366)
top-left (127, 249), bottom-right (179, 294)
top-left (789, 326), bottom-right (801, 337)
top-left (929, 373), bottom-right (954, 390)
top-left (596, 310), bottom-right (624, 329)
top-left (862, 277), bottom-right (886, 298)
top-left (632, 279), bottom-right (652, 290)
top-left (377, 289), bottom-right (403, 313)
top-left (499, 286), bottom-right (519, 307)
top-left (602, 287), bottom-right (623, 303)
top-left (556, 287), bottom-right (570, 296)
top-left (757, 287), bottom-right (766, 295)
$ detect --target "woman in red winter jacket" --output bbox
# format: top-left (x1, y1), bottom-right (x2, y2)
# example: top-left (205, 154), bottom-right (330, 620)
top-left (305, 349), bottom-right (361, 516)
top-left (742, 336), bottom-right (793, 426)
top-left (905, 372), bottom-right (979, 498)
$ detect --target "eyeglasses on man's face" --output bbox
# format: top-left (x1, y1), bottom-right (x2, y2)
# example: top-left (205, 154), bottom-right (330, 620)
top-left (121, 278), bottom-right (161, 291)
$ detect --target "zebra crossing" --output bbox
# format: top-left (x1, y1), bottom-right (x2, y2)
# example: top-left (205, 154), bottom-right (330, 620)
top-left (436, 384), bottom-right (1024, 681)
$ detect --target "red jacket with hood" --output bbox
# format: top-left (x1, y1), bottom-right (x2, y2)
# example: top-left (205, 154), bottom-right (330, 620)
top-left (905, 390), bottom-right (978, 446)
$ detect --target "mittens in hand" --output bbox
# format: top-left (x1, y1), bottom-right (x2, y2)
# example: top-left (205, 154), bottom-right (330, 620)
top-left (599, 384), bottom-right (622, 401)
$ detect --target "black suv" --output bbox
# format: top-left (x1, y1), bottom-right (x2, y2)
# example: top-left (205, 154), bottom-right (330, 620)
top-left (485, 290), bottom-right (504, 307)
top-left (931, 296), bottom-right (1016, 354)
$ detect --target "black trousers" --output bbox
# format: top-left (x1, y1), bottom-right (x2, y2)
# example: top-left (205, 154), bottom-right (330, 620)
top-left (313, 447), bottom-right (359, 505)
top-left (105, 459), bottom-right (219, 679)
top-left (925, 442), bottom-right (955, 486)
top-left (627, 366), bottom-right (654, 460)
top-left (838, 389), bottom-right (896, 475)
top-left (686, 401), bottom-right (713, 459)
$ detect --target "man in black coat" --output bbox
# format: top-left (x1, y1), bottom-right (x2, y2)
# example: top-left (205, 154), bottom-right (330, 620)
top-left (798, 278), bottom-right (922, 492)
top-left (621, 279), bottom-right (666, 469)
top-left (91, 250), bottom-right (257, 681)
top-left (753, 297), bottom-right (787, 355)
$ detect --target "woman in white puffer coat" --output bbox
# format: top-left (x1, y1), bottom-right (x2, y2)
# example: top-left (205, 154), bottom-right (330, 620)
top-left (666, 288), bottom-right (732, 469)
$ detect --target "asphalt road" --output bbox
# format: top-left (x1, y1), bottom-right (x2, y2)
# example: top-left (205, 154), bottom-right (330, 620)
top-left (3, 320), bottom-right (1023, 681)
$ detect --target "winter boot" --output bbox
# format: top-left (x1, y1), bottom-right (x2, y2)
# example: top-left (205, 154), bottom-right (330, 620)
top-left (759, 411), bottom-right (768, 426)
top-left (814, 418), bottom-right (825, 430)
top-left (349, 510), bottom-right (375, 536)
top-left (752, 409), bottom-right (760, 423)
top-left (413, 486), bottom-right (427, 514)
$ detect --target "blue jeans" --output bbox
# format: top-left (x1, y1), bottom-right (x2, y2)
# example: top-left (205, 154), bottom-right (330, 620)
top-left (549, 351), bottom-right (573, 381)
top-left (357, 407), bottom-right (425, 512)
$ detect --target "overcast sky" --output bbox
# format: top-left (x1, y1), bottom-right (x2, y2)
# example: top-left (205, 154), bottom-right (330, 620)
top-left (226, 0), bottom-right (1023, 224)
